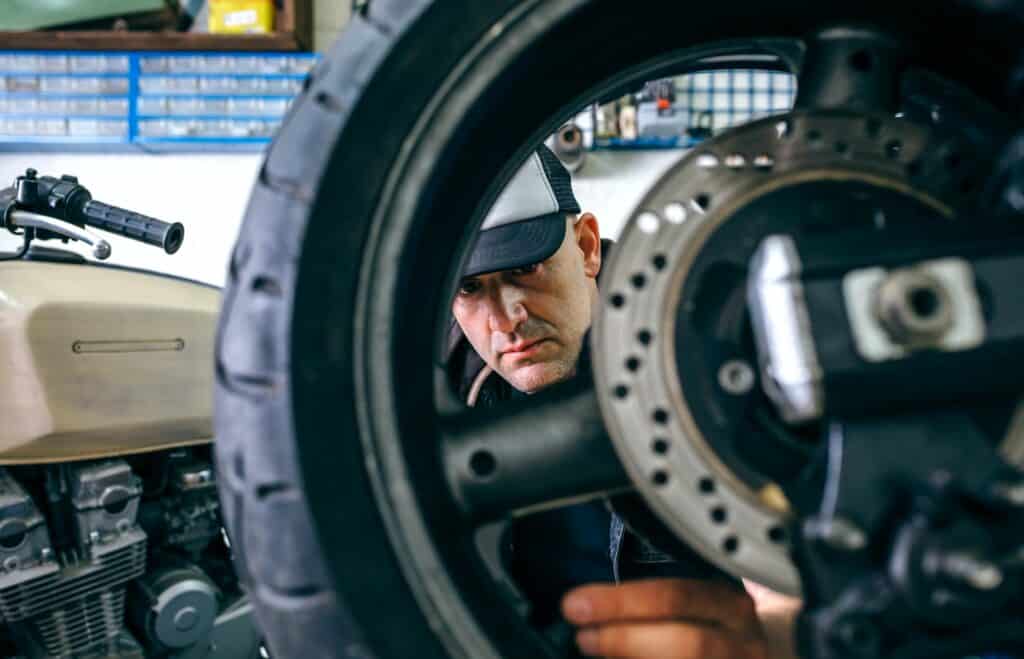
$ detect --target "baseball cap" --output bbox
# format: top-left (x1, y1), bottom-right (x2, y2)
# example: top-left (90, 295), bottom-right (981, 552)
top-left (462, 144), bottom-right (581, 278)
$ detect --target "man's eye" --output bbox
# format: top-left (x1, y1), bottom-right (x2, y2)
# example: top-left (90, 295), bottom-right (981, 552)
top-left (458, 279), bottom-right (481, 296)
top-left (513, 263), bottom-right (539, 275)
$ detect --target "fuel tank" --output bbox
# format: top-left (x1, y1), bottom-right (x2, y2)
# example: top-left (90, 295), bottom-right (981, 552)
top-left (0, 260), bottom-right (218, 463)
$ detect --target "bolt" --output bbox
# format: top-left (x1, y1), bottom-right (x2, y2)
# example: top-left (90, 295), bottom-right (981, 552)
top-left (40, 547), bottom-right (53, 562)
top-left (2, 556), bottom-right (19, 573)
top-left (807, 516), bottom-right (868, 551)
top-left (718, 360), bottom-right (756, 395)
top-left (874, 268), bottom-right (954, 346)
top-left (942, 553), bottom-right (1004, 591)
top-left (89, 530), bottom-right (101, 545)
top-left (93, 240), bottom-right (111, 261)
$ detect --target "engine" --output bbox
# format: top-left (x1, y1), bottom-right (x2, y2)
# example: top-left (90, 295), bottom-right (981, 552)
top-left (0, 448), bottom-right (257, 658)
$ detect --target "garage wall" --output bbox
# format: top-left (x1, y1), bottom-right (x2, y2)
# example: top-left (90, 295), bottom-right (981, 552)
top-left (571, 150), bottom-right (685, 241)
top-left (0, 149), bottom-right (683, 285)
top-left (313, 0), bottom-right (350, 52)
top-left (0, 153), bottom-right (261, 285)
top-left (0, 0), bottom-right (354, 286)
top-left (0, 147), bottom-right (687, 287)
top-left (0, 6), bottom-right (689, 286)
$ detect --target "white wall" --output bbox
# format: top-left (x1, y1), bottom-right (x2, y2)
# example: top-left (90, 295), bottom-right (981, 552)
top-left (0, 153), bottom-right (262, 286)
top-left (313, 0), bottom-right (349, 52)
top-left (0, 149), bottom-right (684, 286)
top-left (571, 150), bottom-right (686, 240)
top-left (0, 149), bottom-right (683, 285)
top-left (0, 3), bottom-right (353, 285)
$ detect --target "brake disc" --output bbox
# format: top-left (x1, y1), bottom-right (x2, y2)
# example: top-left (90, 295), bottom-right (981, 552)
top-left (593, 109), bottom-right (980, 595)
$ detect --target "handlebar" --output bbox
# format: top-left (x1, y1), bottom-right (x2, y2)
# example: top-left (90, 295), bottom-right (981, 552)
top-left (82, 200), bottom-right (184, 254)
top-left (1, 169), bottom-right (185, 257)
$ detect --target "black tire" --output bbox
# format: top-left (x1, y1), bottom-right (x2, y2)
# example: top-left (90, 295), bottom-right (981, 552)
top-left (213, 2), bottom-right (1019, 658)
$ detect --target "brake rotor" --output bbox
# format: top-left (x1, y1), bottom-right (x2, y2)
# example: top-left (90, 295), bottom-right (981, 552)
top-left (593, 109), bottom-right (978, 595)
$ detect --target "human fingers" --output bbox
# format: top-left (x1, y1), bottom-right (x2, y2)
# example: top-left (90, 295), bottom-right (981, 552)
top-left (562, 579), bottom-right (760, 635)
top-left (574, 621), bottom-right (770, 659)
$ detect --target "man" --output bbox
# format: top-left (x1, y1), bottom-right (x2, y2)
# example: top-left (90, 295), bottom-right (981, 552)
top-left (445, 145), bottom-right (616, 638)
top-left (446, 144), bottom-right (793, 659)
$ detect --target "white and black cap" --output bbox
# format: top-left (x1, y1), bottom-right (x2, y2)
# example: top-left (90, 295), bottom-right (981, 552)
top-left (463, 144), bottom-right (581, 278)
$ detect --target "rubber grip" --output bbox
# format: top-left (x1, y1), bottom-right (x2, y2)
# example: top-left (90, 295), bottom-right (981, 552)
top-left (82, 200), bottom-right (185, 254)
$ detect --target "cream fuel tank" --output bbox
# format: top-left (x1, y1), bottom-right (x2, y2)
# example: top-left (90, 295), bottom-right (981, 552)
top-left (0, 261), bottom-right (218, 463)
top-left (0, 170), bottom-right (258, 659)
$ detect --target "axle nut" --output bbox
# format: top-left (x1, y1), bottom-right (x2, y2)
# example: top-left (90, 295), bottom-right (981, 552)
top-left (874, 269), bottom-right (954, 346)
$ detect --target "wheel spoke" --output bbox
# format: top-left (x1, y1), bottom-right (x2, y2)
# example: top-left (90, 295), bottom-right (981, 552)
top-left (441, 379), bottom-right (631, 523)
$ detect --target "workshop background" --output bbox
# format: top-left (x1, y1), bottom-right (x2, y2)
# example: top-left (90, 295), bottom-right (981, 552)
top-left (0, 0), bottom-right (794, 285)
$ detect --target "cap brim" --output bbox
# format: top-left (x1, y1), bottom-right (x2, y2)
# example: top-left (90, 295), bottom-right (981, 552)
top-left (463, 213), bottom-right (567, 278)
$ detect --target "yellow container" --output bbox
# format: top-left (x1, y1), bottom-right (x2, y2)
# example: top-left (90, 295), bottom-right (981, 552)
top-left (208, 0), bottom-right (275, 34)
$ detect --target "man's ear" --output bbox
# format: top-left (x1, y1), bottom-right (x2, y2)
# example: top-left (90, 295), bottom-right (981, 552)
top-left (574, 212), bottom-right (601, 278)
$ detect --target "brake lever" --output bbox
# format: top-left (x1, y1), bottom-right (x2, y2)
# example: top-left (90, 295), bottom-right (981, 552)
top-left (8, 210), bottom-right (112, 260)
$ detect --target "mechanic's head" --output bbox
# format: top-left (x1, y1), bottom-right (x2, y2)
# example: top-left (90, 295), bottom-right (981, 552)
top-left (452, 145), bottom-right (601, 393)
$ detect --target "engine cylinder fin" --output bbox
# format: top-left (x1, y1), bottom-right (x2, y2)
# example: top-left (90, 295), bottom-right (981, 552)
top-left (0, 529), bottom-right (146, 621)
top-left (31, 588), bottom-right (129, 657)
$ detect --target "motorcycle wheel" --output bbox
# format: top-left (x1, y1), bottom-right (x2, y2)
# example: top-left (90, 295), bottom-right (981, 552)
top-left (213, 1), bottom-right (1020, 657)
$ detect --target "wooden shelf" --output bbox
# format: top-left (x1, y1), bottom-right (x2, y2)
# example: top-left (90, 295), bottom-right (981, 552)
top-left (0, 31), bottom-right (305, 52)
top-left (0, 0), bottom-right (311, 52)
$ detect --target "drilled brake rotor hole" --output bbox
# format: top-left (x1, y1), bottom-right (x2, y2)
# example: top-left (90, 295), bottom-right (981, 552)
top-left (768, 526), bottom-right (788, 544)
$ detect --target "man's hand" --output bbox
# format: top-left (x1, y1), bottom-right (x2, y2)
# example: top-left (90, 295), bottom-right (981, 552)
top-left (561, 578), bottom-right (784, 659)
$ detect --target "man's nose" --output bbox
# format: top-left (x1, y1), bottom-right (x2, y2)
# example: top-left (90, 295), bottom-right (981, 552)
top-left (487, 285), bottom-right (527, 333)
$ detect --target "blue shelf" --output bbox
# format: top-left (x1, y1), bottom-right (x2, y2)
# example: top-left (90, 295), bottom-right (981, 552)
top-left (0, 50), bottom-right (319, 152)
top-left (592, 136), bottom-right (703, 151)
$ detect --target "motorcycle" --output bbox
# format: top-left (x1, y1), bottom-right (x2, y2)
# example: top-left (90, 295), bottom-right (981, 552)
top-left (0, 170), bottom-right (257, 658)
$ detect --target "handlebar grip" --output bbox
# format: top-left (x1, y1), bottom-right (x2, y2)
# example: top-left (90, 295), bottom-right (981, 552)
top-left (81, 200), bottom-right (184, 254)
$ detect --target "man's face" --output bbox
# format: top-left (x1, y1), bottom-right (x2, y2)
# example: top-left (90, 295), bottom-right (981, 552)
top-left (452, 214), bottom-right (602, 393)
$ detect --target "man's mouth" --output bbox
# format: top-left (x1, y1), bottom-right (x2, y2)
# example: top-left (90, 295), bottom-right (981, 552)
top-left (501, 338), bottom-right (549, 359)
